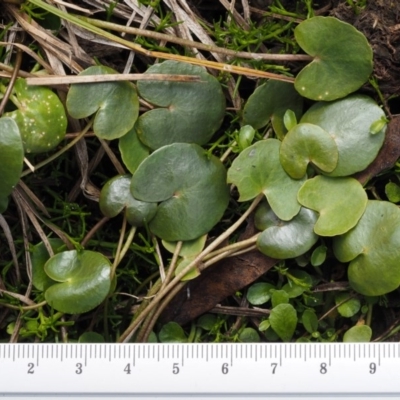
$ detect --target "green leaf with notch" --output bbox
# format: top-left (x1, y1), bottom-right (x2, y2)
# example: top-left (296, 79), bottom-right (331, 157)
top-left (243, 80), bottom-right (303, 139)
top-left (136, 61), bottom-right (225, 150)
top-left (44, 250), bottom-right (111, 314)
top-left (5, 79), bottom-right (66, 153)
top-left (297, 176), bottom-right (368, 236)
top-left (333, 200), bottom-right (400, 296)
top-left (280, 123), bottom-right (338, 179)
top-left (99, 175), bottom-right (157, 227)
top-left (300, 95), bottom-right (386, 177)
top-left (66, 66), bottom-right (139, 140)
top-left (131, 143), bottom-right (229, 241)
top-left (0, 117), bottom-right (24, 213)
top-left (294, 16), bottom-right (373, 101)
top-left (228, 139), bottom-right (305, 221)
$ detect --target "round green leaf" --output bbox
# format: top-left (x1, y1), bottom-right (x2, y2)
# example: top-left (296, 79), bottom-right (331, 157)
top-left (78, 332), bottom-right (105, 343)
top-left (237, 125), bottom-right (255, 150)
top-left (31, 238), bottom-right (65, 291)
top-left (335, 293), bottom-right (360, 318)
top-left (311, 245), bottom-right (327, 267)
top-left (269, 303), bottom-right (297, 342)
top-left (239, 327), bottom-right (260, 342)
top-left (300, 95), bottom-right (386, 177)
top-left (158, 321), bottom-right (187, 343)
top-left (343, 325), bottom-right (372, 343)
top-left (99, 175), bottom-right (157, 227)
top-left (118, 125), bottom-right (150, 174)
top-left (283, 109), bottom-right (297, 131)
top-left (0, 117), bottom-right (24, 213)
top-left (385, 182), bottom-right (400, 203)
top-left (243, 80), bottom-right (303, 139)
top-left (5, 79), bottom-right (66, 153)
top-left (294, 17), bottom-right (373, 101)
top-left (197, 314), bottom-right (217, 331)
top-left (333, 201), bottom-right (400, 296)
top-left (297, 176), bottom-right (368, 236)
top-left (44, 250), bottom-right (111, 314)
top-left (256, 203), bottom-right (318, 259)
top-left (66, 66), bottom-right (139, 140)
top-left (136, 61), bottom-right (225, 150)
top-left (228, 139), bottom-right (305, 221)
top-left (246, 282), bottom-right (275, 305)
top-left (131, 143), bottom-right (229, 241)
top-left (280, 123), bottom-right (338, 179)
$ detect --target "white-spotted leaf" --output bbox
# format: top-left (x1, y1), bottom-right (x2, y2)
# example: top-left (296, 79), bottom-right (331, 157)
top-left (294, 17), bottom-right (373, 101)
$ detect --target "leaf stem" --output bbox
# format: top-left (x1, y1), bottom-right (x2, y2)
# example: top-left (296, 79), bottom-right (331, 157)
top-left (118, 194), bottom-right (263, 342)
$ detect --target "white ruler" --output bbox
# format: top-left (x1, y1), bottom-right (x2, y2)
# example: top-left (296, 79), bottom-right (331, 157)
top-left (0, 343), bottom-right (399, 399)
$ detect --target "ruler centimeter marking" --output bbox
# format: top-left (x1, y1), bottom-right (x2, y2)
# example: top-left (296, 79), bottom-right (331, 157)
top-left (1, 343), bottom-right (400, 397)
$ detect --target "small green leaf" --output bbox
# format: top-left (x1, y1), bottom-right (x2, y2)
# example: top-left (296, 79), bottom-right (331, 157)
top-left (369, 117), bottom-right (387, 134)
top-left (333, 200), bottom-right (400, 296)
top-left (269, 303), bottom-right (297, 342)
top-left (246, 282), bottom-right (275, 305)
top-left (297, 176), bottom-right (368, 236)
top-left (131, 143), bottom-right (229, 241)
top-left (239, 327), bottom-right (260, 342)
top-left (283, 270), bottom-right (313, 298)
top-left (258, 320), bottom-right (271, 332)
top-left (294, 17), bottom-right (373, 101)
top-left (311, 245), bottom-right (327, 267)
top-left (237, 125), bottom-right (255, 150)
top-left (335, 293), bottom-right (361, 318)
top-left (256, 203), bottom-right (318, 259)
top-left (44, 250), bottom-right (111, 314)
top-left (159, 322), bottom-right (187, 343)
top-left (0, 117), bottom-right (24, 213)
top-left (5, 79), bottom-right (67, 153)
top-left (343, 325), bottom-right (372, 342)
top-left (283, 109), bottom-right (297, 131)
top-left (136, 61), bottom-right (225, 150)
top-left (228, 139), bottom-right (305, 221)
top-left (197, 314), bottom-right (217, 331)
top-left (271, 290), bottom-right (290, 307)
top-left (302, 309), bottom-right (318, 334)
top-left (280, 123), bottom-right (338, 179)
top-left (243, 80), bottom-right (303, 139)
top-left (385, 182), bottom-right (400, 203)
top-left (99, 175), bottom-right (157, 227)
top-left (66, 65), bottom-right (139, 140)
top-left (118, 126), bottom-right (150, 174)
top-left (78, 332), bottom-right (105, 343)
